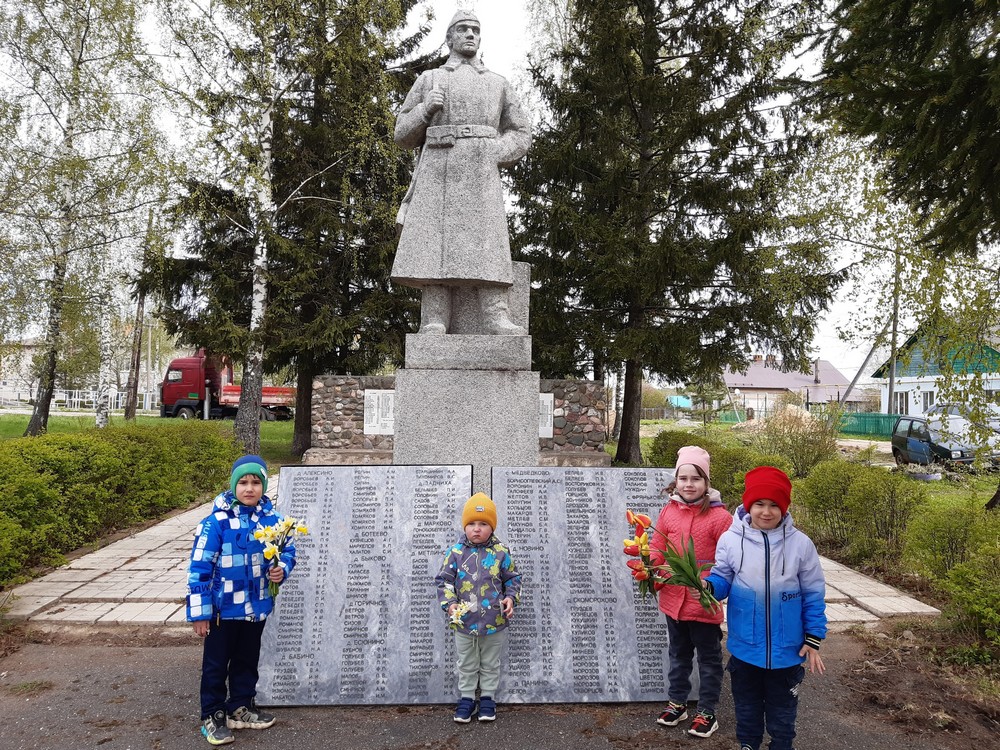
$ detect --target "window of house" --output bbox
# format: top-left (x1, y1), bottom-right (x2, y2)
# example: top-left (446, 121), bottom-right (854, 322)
top-left (922, 391), bottom-right (935, 412)
top-left (893, 391), bottom-right (909, 415)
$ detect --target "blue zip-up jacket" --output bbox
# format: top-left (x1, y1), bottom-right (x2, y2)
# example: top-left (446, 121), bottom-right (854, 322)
top-left (186, 491), bottom-right (297, 623)
top-left (435, 533), bottom-right (522, 636)
top-left (706, 508), bottom-right (827, 669)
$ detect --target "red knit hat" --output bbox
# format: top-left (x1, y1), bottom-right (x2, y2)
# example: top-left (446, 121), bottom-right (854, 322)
top-left (742, 466), bottom-right (792, 515)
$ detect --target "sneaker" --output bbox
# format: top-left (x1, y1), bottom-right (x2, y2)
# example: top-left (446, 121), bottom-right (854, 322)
top-left (656, 700), bottom-right (689, 726)
top-left (227, 703), bottom-right (276, 730)
top-left (478, 696), bottom-right (497, 721)
top-left (201, 710), bottom-right (234, 745)
top-left (454, 697), bottom-right (477, 723)
top-left (688, 710), bottom-right (719, 737)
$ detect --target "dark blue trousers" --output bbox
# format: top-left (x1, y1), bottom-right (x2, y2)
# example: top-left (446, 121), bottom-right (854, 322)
top-left (665, 616), bottom-right (724, 714)
top-left (200, 618), bottom-right (266, 719)
top-left (727, 655), bottom-right (804, 750)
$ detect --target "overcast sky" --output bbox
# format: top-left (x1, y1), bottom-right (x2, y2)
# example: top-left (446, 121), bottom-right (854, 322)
top-left (404, 1), bottom-right (878, 382)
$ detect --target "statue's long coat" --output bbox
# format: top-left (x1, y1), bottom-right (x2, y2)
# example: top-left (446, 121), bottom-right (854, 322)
top-left (391, 57), bottom-right (531, 288)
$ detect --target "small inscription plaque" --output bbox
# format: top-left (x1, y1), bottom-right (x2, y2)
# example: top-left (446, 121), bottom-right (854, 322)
top-left (258, 465), bottom-right (679, 705)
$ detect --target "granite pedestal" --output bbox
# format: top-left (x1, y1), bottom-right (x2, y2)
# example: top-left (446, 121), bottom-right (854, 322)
top-left (393, 365), bottom-right (539, 496)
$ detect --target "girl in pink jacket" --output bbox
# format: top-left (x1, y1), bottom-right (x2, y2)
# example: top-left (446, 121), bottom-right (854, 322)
top-left (649, 445), bottom-right (732, 738)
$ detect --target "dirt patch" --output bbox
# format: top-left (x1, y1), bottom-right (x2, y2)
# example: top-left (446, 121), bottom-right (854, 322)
top-left (843, 623), bottom-right (1000, 747)
top-left (0, 620), bottom-right (25, 660)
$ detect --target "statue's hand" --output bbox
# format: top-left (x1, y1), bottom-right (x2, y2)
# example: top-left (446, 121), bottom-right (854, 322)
top-left (425, 86), bottom-right (445, 115)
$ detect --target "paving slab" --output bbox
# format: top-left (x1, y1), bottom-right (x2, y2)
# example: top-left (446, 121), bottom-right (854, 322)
top-left (825, 602), bottom-right (880, 625)
top-left (9, 579), bottom-right (87, 597)
top-left (1, 594), bottom-right (60, 620)
top-left (31, 601), bottom-right (118, 623)
top-left (854, 596), bottom-right (941, 618)
top-left (96, 601), bottom-right (183, 624)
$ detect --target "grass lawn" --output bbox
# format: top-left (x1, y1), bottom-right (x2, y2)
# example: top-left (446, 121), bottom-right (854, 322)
top-left (0, 412), bottom-right (299, 470)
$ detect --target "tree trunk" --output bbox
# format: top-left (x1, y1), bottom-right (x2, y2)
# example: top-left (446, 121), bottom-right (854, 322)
top-left (233, 52), bottom-right (279, 457)
top-left (123, 291), bottom-right (145, 420)
top-left (611, 360), bottom-right (624, 440)
top-left (235, 349), bottom-right (264, 454)
top-left (94, 292), bottom-right (113, 428)
top-left (24, 252), bottom-right (68, 436)
top-left (291, 354), bottom-right (314, 457)
top-left (986, 479), bottom-right (1000, 511)
top-left (614, 357), bottom-right (643, 464)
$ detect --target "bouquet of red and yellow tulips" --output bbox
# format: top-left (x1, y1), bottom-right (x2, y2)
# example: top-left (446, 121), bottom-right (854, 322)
top-left (622, 509), bottom-right (666, 598)
top-left (623, 508), bottom-right (721, 613)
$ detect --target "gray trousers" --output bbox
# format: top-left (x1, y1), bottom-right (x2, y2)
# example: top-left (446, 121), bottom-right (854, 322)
top-left (455, 630), bottom-right (508, 698)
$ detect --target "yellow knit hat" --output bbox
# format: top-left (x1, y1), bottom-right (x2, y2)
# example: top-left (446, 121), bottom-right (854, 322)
top-left (461, 492), bottom-right (497, 531)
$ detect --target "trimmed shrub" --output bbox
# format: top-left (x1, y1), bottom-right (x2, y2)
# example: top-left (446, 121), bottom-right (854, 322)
top-left (843, 470), bottom-right (927, 564)
top-left (646, 430), bottom-right (719, 469)
top-left (905, 499), bottom-right (994, 580)
top-left (788, 460), bottom-right (857, 546)
top-left (709, 446), bottom-right (793, 510)
top-left (944, 540), bottom-right (1000, 649)
top-left (750, 405), bottom-right (840, 477)
top-left (0, 421), bottom-right (240, 588)
top-left (795, 459), bottom-right (926, 565)
top-left (646, 431), bottom-right (791, 510)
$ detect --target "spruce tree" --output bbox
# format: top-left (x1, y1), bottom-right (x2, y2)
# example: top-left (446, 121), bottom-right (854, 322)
top-left (512, 0), bottom-right (841, 463)
top-left (817, 0), bottom-right (1000, 253)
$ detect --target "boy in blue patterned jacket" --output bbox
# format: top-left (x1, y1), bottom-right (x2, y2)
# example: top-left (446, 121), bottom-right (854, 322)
top-left (435, 492), bottom-right (522, 724)
top-left (187, 455), bottom-right (296, 746)
top-left (705, 466), bottom-right (827, 750)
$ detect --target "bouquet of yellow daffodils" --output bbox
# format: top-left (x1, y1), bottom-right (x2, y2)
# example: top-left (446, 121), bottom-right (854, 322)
top-left (623, 508), bottom-right (720, 613)
top-left (449, 601), bottom-right (472, 627)
top-left (253, 517), bottom-right (308, 597)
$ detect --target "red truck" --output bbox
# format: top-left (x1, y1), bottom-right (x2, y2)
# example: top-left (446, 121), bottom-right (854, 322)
top-left (159, 351), bottom-right (295, 421)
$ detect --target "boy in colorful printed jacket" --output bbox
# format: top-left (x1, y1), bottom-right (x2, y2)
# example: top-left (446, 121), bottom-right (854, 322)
top-left (435, 492), bottom-right (522, 724)
top-left (187, 455), bottom-right (296, 746)
top-left (704, 466), bottom-right (827, 750)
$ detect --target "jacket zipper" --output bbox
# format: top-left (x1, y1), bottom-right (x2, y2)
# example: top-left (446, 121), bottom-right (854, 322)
top-left (763, 531), bottom-right (771, 669)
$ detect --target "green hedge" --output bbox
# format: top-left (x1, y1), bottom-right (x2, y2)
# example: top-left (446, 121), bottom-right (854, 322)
top-left (647, 430), bottom-right (793, 508)
top-left (0, 422), bottom-right (240, 587)
top-left (795, 459), bottom-right (927, 565)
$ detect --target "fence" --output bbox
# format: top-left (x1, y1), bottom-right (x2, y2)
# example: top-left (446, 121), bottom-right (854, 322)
top-left (0, 388), bottom-right (160, 413)
top-left (839, 412), bottom-right (900, 438)
top-left (642, 409), bottom-right (900, 438)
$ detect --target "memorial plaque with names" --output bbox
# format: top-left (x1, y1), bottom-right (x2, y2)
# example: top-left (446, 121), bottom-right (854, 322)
top-left (259, 464), bottom-right (684, 706)
top-left (492, 466), bottom-right (677, 703)
top-left (259, 465), bottom-right (471, 706)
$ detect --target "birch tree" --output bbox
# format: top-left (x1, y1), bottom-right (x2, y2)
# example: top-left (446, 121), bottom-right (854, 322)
top-left (158, 0), bottom-right (336, 452)
top-left (0, 0), bottom-right (167, 434)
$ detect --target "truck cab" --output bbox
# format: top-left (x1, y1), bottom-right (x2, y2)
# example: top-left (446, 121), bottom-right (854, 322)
top-left (159, 352), bottom-right (225, 419)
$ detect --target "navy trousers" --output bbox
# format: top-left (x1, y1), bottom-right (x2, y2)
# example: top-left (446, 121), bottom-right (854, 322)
top-left (200, 618), bottom-right (267, 719)
top-left (727, 654), bottom-right (805, 750)
top-left (665, 616), bottom-right (724, 714)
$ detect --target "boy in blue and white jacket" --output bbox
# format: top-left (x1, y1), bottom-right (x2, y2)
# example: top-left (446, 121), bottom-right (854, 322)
top-left (187, 455), bottom-right (296, 746)
top-left (705, 466), bottom-right (826, 750)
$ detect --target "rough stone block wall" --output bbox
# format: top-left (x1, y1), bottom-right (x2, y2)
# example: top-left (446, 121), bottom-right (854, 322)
top-left (539, 378), bottom-right (607, 452)
top-left (311, 375), bottom-right (395, 451)
top-left (311, 375), bottom-right (607, 453)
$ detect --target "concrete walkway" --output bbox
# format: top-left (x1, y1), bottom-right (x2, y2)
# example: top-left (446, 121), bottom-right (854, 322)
top-left (2, 474), bottom-right (940, 628)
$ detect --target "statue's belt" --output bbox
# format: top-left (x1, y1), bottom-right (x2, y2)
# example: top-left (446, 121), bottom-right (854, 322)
top-left (425, 124), bottom-right (497, 148)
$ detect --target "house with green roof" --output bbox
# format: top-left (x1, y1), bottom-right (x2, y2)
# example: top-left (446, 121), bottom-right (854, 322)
top-left (871, 330), bottom-right (1000, 415)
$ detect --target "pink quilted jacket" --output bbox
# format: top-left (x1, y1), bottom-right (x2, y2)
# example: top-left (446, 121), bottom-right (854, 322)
top-left (649, 492), bottom-right (732, 625)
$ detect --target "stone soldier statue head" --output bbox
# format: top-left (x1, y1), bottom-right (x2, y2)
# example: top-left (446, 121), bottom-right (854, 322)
top-left (446, 9), bottom-right (481, 58)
